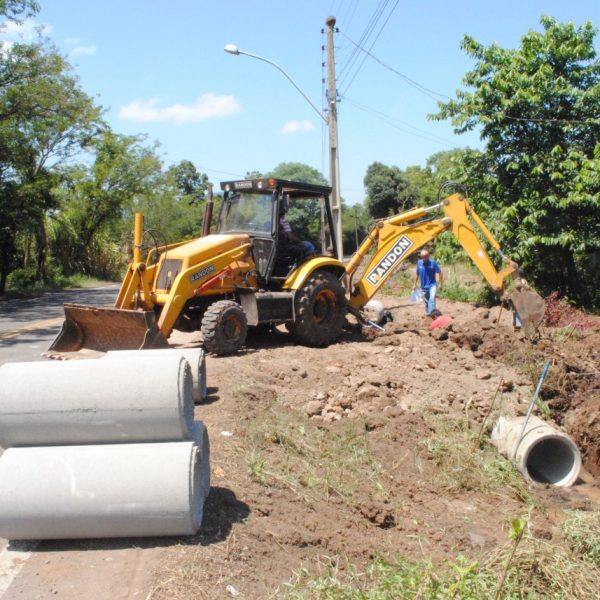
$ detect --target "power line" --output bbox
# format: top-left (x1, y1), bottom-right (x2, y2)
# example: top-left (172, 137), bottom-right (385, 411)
top-left (343, 95), bottom-right (455, 147)
top-left (195, 166), bottom-right (245, 179)
top-left (340, 31), bottom-right (451, 102)
top-left (333, 0), bottom-right (360, 34)
top-left (496, 113), bottom-right (600, 125)
top-left (341, 0), bottom-right (399, 95)
top-left (338, 0), bottom-right (390, 84)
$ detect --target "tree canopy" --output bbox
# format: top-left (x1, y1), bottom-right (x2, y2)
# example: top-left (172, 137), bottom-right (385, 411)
top-left (432, 16), bottom-right (600, 307)
top-left (363, 161), bottom-right (413, 218)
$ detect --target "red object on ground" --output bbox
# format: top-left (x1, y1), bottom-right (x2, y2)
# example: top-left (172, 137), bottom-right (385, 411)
top-left (429, 315), bottom-right (453, 331)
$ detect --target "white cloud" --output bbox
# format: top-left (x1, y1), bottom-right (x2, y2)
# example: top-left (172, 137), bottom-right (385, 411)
top-left (280, 119), bottom-right (315, 134)
top-left (118, 93), bottom-right (242, 124)
top-left (69, 45), bottom-right (96, 58)
top-left (0, 19), bottom-right (51, 44)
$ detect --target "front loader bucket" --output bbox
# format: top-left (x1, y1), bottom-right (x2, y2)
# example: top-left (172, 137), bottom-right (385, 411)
top-left (510, 289), bottom-right (546, 335)
top-left (49, 303), bottom-right (169, 353)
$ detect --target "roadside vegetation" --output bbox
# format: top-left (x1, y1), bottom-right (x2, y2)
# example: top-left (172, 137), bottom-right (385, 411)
top-left (1, 3), bottom-right (598, 313)
top-left (282, 537), bottom-right (600, 600)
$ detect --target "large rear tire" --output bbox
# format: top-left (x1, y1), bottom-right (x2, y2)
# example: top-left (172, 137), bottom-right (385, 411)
top-left (289, 271), bottom-right (346, 347)
top-left (201, 300), bottom-right (248, 356)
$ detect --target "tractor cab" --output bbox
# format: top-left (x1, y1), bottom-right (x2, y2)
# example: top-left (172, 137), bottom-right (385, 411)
top-left (219, 178), bottom-right (338, 283)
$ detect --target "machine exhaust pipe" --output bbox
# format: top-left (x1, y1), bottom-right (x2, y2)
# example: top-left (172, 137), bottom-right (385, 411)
top-left (202, 183), bottom-right (214, 237)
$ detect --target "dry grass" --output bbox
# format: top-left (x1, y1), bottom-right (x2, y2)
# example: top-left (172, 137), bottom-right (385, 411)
top-left (242, 402), bottom-right (387, 506)
top-left (419, 417), bottom-right (534, 505)
top-left (562, 509), bottom-right (600, 565)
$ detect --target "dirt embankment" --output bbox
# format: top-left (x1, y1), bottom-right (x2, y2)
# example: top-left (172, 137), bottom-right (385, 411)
top-left (149, 297), bottom-right (599, 599)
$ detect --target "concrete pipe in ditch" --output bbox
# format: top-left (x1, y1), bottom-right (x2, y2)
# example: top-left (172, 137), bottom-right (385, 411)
top-left (491, 415), bottom-right (581, 487)
top-left (0, 439), bottom-right (209, 539)
top-left (363, 299), bottom-right (386, 324)
top-left (0, 355), bottom-right (194, 447)
top-left (106, 348), bottom-right (207, 403)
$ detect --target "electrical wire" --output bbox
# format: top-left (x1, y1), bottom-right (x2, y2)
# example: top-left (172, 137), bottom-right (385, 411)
top-left (342, 95), bottom-right (455, 147)
top-left (333, 0), bottom-right (359, 34)
top-left (343, 95), bottom-right (455, 147)
top-left (195, 166), bottom-right (245, 179)
top-left (341, 31), bottom-right (600, 126)
top-left (341, 0), bottom-right (399, 95)
top-left (338, 0), bottom-right (390, 84)
top-left (340, 31), bottom-right (451, 101)
top-left (494, 113), bottom-right (600, 125)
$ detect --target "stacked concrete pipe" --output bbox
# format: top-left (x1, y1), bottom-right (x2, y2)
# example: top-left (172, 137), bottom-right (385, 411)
top-left (105, 348), bottom-right (207, 403)
top-left (0, 355), bottom-right (195, 446)
top-left (491, 415), bottom-right (581, 487)
top-left (0, 355), bottom-right (210, 540)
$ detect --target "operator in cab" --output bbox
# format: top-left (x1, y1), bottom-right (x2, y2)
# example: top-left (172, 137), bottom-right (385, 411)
top-left (279, 205), bottom-right (315, 260)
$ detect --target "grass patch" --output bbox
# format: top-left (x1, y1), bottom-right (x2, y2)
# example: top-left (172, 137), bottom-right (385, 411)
top-left (551, 325), bottom-right (583, 343)
top-left (242, 403), bottom-right (387, 505)
top-left (281, 535), bottom-right (600, 599)
top-left (4, 268), bottom-right (111, 298)
top-left (562, 509), bottom-right (600, 565)
top-left (419, 417), bottom-right (533, 505)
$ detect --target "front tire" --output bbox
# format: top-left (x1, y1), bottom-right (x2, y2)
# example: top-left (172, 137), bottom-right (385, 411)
top-left (201, 300), bottom-right (248, 355)
top-left (289, 271), bottom-right (346, 347)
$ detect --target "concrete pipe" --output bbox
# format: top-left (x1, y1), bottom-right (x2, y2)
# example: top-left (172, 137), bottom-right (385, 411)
top-left (0, 355), bottom-right (194, 447)
top-left (491, 415), bottom-right (582, 487)
top-left (363, 300), bottom-right (385, 324)
top-left (0, 440), bottom-right (208, 539)
top-left (106, 348), bottom-right (207, 403)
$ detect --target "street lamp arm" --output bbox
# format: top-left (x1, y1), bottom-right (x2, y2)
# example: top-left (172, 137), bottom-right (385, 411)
top-left (224, 45), bottom-right (327, 124)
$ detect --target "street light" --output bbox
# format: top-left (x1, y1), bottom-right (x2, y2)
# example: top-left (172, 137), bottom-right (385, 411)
top-left (224, 45), bottom-right (325, 124)
top-left (224, 39), bottom-right (343, 259)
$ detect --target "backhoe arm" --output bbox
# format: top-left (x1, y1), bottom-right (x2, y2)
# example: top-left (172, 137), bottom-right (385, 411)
top-left (347, 194), bottom-right (535, 320)
top-left (346, 202), bottom-right (450, 309)
top-left (441, 194), bottom-right (517, 293)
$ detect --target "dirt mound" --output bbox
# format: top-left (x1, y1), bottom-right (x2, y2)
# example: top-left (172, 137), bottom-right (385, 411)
top-left (151, 296), bottom-right (599, 599)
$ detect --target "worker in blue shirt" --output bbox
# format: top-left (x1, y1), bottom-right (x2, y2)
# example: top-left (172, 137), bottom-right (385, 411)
top-left (412, 248), bottom-right (443, 317)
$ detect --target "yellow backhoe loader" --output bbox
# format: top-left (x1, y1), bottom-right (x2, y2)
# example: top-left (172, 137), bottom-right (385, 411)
top-left (48, 178), bottom-right (544, 356)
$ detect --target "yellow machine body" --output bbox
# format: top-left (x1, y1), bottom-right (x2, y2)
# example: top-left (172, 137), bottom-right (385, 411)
top-left (48, 184), bottom-right (544, 355)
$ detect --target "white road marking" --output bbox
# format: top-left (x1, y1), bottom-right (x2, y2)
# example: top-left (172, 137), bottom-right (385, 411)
top-left (0, 317), bottom-right (63, 340)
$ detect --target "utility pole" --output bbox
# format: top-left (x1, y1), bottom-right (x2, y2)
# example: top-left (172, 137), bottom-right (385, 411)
top-left (326, 16), bottom-right (343, 260)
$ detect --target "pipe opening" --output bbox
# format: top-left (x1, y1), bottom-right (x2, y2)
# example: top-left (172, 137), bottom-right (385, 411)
top-left (525, 437), bottom-right (580, 486)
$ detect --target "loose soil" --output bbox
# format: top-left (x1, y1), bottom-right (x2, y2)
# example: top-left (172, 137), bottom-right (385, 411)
top-left (148, 296), bottom-right (600, 599)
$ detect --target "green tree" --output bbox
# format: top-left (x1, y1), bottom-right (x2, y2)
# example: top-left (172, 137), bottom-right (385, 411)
top-left (135, 160), bottom-right (207, 247)
top-left (0, 38), bottom-right (102, 290)
top-left (51, 132), bottom-right (162, 277)
top-left (363, 161), bottom-right (413, 218)
top-left (342, 202), bottom-right (369, 253)
top-left (431, 17), bottom-right (600, 307)
top-left (0, 0), bottom-right (38, 21)
top-left (266, 162), bottom-right (328, 185)
top-left (166, 160), bottom-right (208, 205)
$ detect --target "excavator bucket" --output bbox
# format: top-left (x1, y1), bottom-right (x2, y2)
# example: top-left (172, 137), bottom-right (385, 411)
top-left (48, 303), bottom-right (169, 353)
top-left (510, 289), bottom-right (546, 336)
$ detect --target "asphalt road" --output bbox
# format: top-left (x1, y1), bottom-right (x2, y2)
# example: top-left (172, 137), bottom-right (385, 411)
top-left (0, 284), bottom-right (119, 365)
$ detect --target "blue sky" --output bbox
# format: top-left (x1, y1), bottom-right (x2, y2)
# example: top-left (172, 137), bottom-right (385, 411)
top-left (3, 0), bottom-right (599, 204)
